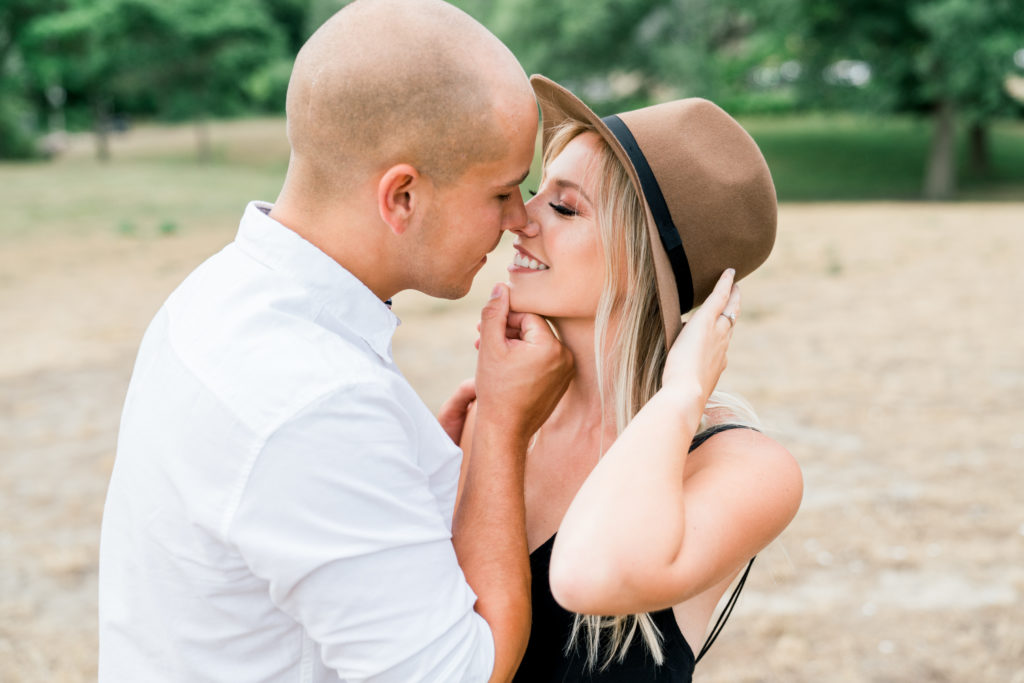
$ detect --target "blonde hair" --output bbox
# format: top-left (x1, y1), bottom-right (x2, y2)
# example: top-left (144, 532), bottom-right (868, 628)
top-left (543, 120), bottom-right (759, 669)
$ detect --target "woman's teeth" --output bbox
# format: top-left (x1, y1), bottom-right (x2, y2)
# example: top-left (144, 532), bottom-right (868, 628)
top-left (513, 252), bottom-right (549, 270)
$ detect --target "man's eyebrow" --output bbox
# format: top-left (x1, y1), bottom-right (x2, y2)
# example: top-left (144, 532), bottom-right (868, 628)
top-left (501, 169), bottom-right (531, 187)
top-left (554, 178), bottom-right (592, 205)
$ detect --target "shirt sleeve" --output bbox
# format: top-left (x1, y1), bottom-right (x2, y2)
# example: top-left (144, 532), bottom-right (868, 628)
top-left (228, 381), bottom-right (495, 682)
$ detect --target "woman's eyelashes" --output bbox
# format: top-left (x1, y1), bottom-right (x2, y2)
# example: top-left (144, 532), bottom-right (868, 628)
top-left (530, 188), bottom-right (578, 217)
top-left (549, 202), bottom-right (578, 217)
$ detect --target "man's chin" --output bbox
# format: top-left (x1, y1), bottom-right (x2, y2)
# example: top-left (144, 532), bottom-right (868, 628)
top-left (419, 280), bottom-right (472, 301)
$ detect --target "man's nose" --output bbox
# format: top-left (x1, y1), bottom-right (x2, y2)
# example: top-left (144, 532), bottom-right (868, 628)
top-left (508, 193), bottom-right (539, 237)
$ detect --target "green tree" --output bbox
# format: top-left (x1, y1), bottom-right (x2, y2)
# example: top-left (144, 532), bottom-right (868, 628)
top-left (23, 0), bottom-right (287, 161)
top-left (0, 0), bottom-right (65, 158)
top-left (487, 0), bottom-right (775, 112)
top-left (795, 0), bottom-right (1024, 199)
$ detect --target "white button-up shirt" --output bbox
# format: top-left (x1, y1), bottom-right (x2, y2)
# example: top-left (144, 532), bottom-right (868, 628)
top-left (99, 202), bottom-right (494, 682)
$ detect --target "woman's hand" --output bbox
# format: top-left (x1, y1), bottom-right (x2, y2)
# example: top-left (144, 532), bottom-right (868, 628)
top-left (661, 268), bottom-right (740, 406)
top-left (437, 378), bottom-right (476, 446)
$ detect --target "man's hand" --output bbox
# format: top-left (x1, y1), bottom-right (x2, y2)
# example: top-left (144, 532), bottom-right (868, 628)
top-left (438, 379), bottom-right (476, 445)
top-left (474, 284), bottom-right (573, 444)
top-left (454, 283), bottom-right (573, 683)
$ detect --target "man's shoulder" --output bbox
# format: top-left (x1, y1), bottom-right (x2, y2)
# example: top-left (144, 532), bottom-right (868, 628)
top-left (157, 248), bottom-right (399, 437)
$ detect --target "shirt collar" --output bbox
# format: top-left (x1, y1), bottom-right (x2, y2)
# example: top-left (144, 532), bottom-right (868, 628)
top-left (233, 201), bottom-right (400, 362)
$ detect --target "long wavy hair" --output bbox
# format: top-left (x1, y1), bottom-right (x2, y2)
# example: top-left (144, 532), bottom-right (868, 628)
top-left (543, 120), bottom-right (760, 670)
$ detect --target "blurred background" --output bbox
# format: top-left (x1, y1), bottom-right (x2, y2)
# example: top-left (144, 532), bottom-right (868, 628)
top-left (1, 0), bottom-right (1022, 681)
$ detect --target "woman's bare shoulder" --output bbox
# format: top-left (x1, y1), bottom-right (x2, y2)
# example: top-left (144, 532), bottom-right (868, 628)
top-left (689, 426), bottom-right (803, 529)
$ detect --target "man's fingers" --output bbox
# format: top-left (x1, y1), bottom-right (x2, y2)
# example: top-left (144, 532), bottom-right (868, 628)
top-left (516, 312), bottom-right (555, 344)
top-left (478, 284), bottom-right (510, 349)
top-left (506, 311), bottom-right (527, 331)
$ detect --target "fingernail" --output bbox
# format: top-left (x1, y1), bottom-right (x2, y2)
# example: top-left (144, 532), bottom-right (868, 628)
top-left (490, 284), bottom-right (503, 299)
top-left (726, 268), bottom-right (736, 278)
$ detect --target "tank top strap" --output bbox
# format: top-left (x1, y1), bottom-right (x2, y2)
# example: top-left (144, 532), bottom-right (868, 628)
top-left (689, 423), bottom-right (755, 452)
top-left (689, 423), bottom-right (757, 662)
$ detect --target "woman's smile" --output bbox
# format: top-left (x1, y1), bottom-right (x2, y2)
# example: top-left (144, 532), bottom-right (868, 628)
top-left (509, 245), bottom-right (550, 272)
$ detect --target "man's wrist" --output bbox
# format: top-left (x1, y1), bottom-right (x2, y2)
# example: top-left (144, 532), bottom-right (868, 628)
top-left (471, 408), bottom-right (532, 461)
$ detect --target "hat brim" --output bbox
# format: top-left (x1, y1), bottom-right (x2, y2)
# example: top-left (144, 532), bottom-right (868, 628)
top-left (530, 75), bottom-right (683, 347)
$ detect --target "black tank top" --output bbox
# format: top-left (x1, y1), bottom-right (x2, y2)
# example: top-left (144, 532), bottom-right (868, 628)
top-left (512, 424), bottom-right (754, 683)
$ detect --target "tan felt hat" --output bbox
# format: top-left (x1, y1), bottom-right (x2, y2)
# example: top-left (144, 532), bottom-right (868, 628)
top-left (531, 75), bottom-right (777, 347)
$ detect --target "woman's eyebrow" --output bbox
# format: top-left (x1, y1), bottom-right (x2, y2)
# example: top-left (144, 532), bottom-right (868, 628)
top-left (553, 178), bottom-right (592, 205)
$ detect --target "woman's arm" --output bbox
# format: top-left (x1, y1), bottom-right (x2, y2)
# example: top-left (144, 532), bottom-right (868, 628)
top-left (548, 271), bottom-right (803, 616)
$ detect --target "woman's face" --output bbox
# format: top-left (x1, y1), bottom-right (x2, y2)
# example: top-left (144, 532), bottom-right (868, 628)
top-left (507, 132), bottom-right (607, 320)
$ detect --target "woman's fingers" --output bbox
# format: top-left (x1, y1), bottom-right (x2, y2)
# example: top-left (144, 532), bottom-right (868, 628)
top-left (716, 284), bottom-right (741, 330)
top-left (727, 283), bottom-right (741, 315)
top-left (710, 268), bottom-right (736, 310)
top-left (663, 270), bottom-right (740, 396)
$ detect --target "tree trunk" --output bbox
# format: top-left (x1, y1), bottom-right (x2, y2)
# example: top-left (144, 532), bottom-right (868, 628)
top-left (195, 117), bottom-right (212, 163)
top-left (923, 98), bottom-right (956, 200)
top-left (968, 121), bottom-right (990, 178)
top-left (94, 97), bottom-right (111, 162)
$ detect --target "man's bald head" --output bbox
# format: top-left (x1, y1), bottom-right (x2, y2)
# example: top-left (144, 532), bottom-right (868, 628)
top-left (285, 0), bottom-right (532, 193)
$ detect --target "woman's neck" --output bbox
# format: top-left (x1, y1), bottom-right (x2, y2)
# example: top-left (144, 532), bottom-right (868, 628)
top-left (546, 315), bottom-right (616, 436)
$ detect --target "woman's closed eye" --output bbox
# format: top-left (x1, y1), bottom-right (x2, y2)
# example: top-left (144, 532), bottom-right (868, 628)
top-left (529, 189), bottom-right (579, 217)
top-left (549, 202), bottom-right (578, 217)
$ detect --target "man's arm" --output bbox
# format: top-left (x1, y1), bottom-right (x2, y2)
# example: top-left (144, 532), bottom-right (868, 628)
top-left (229, 382), bottom-right (498, 682)
top-left (452, 284), bottom-right (573, 683)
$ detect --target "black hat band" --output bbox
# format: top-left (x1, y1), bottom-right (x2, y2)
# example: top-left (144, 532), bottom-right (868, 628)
top-left (602, 114), bottom-right (694, 312)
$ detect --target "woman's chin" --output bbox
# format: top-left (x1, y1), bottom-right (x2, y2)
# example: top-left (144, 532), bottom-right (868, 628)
top-left (508, 291), bottom-right (526, 312)
top-left (508, 289), bottom-right (541, 315)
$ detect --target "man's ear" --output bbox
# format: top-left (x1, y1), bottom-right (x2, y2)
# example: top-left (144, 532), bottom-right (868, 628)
top-left (377, 164), bottom-right (430, 235)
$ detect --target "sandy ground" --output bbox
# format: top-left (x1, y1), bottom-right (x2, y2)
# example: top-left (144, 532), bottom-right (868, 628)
top-left (1, 202), bottom-right (1022, 681)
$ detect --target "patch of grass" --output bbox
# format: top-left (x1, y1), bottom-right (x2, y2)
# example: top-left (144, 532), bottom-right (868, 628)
top-left (0, 159), bottom-right (284, 240)
top-left (0, 117), bottom-right (289, 240)
top-left (158, 219), bottom-right (180, 236)
top-left (741, 113), bottom-right (1024, 201)
top-left (116, 219), bottom-right (138, 236)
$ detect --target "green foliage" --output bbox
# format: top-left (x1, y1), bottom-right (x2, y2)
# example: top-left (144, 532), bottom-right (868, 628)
top-left (912, 0), bottom-right (1024, 123)
top-left (788, 0), bottom-right (1024, 197)
top-left (794, 0), bottom-right (1024, 118)
top-left (488, 0), bottom-right (785, 110)
top-left (304, 0), bottom-right (353, 39)
top-left (4, 0), bottom-right (1022, 171)
top-left (0, 90), bottom-right (38, 158)
top-left (245, 58), bottom-right (294, 113)
top-left (0, 42), bottom-right (38, 158)
top-left (261, 0), bottom-right (314, 53)
top-left (23, 0), bottom-right (289, 120)
top-left (0, 0), bottom-right (65, 158)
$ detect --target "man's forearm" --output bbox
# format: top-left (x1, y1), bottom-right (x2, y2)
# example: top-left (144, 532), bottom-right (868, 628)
top-left (452, 418), bottom-right (531, 683)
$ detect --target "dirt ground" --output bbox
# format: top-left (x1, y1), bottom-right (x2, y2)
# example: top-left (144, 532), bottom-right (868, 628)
top-left (1, 202), bottom-right (1021, 681)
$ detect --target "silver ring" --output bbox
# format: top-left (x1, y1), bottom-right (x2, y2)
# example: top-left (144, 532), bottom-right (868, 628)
top-left (720, 312), bottom-right (736, 327)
